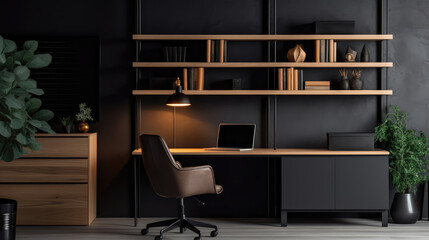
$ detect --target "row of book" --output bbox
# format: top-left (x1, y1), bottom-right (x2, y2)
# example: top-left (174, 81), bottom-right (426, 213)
top-left (278, 68), bottom-right (304, 90)
top-left (182, 68), bottom-right (205, 90)
top-left (314, 40), bottom-right (337, 62)
top-left (207, 40), bottom-right (227, 62)
top-left (305, 81), bottom-right (330, 90)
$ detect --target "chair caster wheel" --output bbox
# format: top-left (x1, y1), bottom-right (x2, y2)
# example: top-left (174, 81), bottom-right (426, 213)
top-left (210, 230), bottom-right (218, 237)
top-left (141, 229), bottom-right (148, 235)
top-left (194, 237), bottom-right (201, 240)
top-left (155, 236), bottom-right (162, 240)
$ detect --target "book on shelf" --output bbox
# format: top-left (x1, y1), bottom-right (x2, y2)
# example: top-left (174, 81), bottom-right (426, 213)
top-left (325, 40), bottom-right (329, 63)
top-left (298, 70), bottom-right (304, 90)
top-left (305, 86), bottom-right (330, 90)
top-left (278, 68), bottom-right (284, 90)
top-left (183, 68), bottom-right (188, 90)
top-left (293, 69), bottom-right (298, 90)
top-left (333, 42), bottom-right (337, 62)
top-left (314, 40), bottom-right (321, 62)
top-left (305, 81), bottom-right (330, 86)
top-left (206, 40), bottom-right (211, 62)
top-left (210, 40), bottom-right (227, 62)
top-left (195, 67), bottom-right (204, 90)
top-left (187, 68), bottom-right (194, 90)
top-left (320, 40), bottom-right (325, 62)
top-left (329, 40), bottom-right (334, 62)
top-left (317, 40), bottom-right (337, 63)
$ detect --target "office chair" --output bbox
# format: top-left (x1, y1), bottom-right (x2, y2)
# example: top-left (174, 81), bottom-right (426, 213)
top-left (140, 134), bottom-right (223, 240)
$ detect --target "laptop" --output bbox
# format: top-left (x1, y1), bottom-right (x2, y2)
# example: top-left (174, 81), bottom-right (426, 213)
top-left (205, 123), bottom-right (256, 151)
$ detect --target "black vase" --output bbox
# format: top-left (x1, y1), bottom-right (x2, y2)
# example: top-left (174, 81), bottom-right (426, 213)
top-left (361, 44), bottom-right (370, 62)
top-left (350, 77), bottom-right (363, 90)
top-left (390, 193), bottom-right (420, 224)
top-left (340, 77), bottom-right (350, 90)
top-left (0, 198), bottom-right (17, 240)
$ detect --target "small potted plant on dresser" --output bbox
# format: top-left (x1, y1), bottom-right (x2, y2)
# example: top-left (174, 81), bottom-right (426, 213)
top-left (375, 106), bottom-right (429, 224)
top-left (76, 102), bottom-right (94, 133)
top-left (60, 116), bottom-right (73, 133)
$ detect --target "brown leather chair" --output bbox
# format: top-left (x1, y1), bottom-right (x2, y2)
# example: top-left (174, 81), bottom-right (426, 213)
top-left (140, 134), bottom-right (223, 240)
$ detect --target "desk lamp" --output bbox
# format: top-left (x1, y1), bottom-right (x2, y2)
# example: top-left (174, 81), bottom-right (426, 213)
top-left (166, 77), bottom-right (191, 107)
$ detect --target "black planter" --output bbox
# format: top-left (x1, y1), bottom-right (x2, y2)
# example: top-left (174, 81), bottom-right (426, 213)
top-left (0, 198), bottom-right (17, 240)
top-left (340, 77), bottom-right (350, 90)
top-left (350, 77), bottom-right (363, 90)
top-left (390, 193), bottom-right (420, 224)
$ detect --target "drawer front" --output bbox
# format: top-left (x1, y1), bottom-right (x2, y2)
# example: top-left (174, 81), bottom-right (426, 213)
top-left (0, 159), bottom-right (88, 183)
top-left (0, 184), bottom-right (88, 225)
top-left (25, 137), bottom-right (89, 158)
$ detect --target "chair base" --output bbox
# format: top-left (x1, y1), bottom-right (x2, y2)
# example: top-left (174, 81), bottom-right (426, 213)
top-left (141, 198), bottom-right (218, 240)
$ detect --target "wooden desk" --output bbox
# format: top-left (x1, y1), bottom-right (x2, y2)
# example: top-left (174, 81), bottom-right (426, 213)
top-left (132, 148), bottom-right (389, 156)
top-left (132, 147), bottom-right (389, 227)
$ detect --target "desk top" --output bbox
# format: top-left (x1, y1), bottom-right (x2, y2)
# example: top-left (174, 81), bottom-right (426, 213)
top-left (132, 148), bottom-right (389, 156)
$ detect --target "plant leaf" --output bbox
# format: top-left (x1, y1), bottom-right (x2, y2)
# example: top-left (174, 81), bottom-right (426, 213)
top-left (0, 36), bottom-right (4, 52)
top-left (16, 133), bottom-right (27, 144)
top-left (0, 121), bottom-right (12, 137)
top-left (27, 88), bottom-right (44, 95)
top-left (5, 95), bottom-right (24, 109)
top-left (28, 119), bottom-right (42, 128)
top-left (23, 40), bottom-right (38, 53)
top-left (14, 66), bottom-right (30, 81)
top-left (10, 118), bottom-right (25, 129)
top-left (3, 39), bottom-right (17, 54)
top-left (0, 53), bottom-right (5, 64)
top-left (27, 139), bottom-right (41, 151)
top-left (1, 142), bottom-right (14, 162)
top-left (17, 79), bottom-right (37, 89)
top-left (26, 54), bottom-right (52, 69)
top-left (32, 109), bottom-right (54, 121)
top-left (12, 110), bottom-right (27, 120)
top-left (25, 98), bottom-right (42, 115)
top-left (38, 121), bottom-right (56, 134)
top-left (0, 69), bottom-right (15, 83)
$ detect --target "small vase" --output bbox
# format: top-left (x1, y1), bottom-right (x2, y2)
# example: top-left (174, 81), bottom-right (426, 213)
top-left (340, 77), bottom-right (350, 90)
top-left (391, 192), bottom-right (420, 224)
top-left (62, 124), bottom-right (72, 134)
top-left (78, 121), bottom-right (89, 133)
top-left (361, 44), bottom-right (370, 62)
top-left (350, 77), bottom-right (363, 90)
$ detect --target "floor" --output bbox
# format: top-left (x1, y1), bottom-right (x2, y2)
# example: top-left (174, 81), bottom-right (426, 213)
top-left (16, 218), bottom-right (429, 240)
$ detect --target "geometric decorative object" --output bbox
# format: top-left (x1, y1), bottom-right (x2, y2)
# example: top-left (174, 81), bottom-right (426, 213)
top-left (344, 47), bottom-right (357, 62)
top-left (361, 44), bottom-right (370, 62)
top-left (287, 44), bottom-right (306, 62)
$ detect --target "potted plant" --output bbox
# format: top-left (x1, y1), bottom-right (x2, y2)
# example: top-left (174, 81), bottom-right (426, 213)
top-left (75, 102), bottom-right (93, 133)
top-left (0, 36), bottom-right (55, 162)
top-left (60, 116), bottom-right (73, 134)
top-left (375, 106), bottom-right (429, 224)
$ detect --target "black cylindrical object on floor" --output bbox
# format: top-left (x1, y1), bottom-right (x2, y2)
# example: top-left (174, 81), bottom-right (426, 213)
top-left (0, 198), bottom-right (17, 240)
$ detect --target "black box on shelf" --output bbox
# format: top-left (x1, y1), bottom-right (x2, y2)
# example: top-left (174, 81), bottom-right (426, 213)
top-left (327, 132), bottom-right (374, 151)
top-left (314, 21), bottom-right (355, 34)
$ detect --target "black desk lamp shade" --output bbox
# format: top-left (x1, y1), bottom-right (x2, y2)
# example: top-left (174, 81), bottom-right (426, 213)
top-left (166, 78), bottom-right (191, 107)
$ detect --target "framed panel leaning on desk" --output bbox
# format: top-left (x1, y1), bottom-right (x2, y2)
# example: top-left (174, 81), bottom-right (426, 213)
top-left (132, 148), bottom-right (389, 227)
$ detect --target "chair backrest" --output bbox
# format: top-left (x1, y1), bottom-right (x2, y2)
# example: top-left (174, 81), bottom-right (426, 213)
top-left (140, 134), bottom-right (182, 198)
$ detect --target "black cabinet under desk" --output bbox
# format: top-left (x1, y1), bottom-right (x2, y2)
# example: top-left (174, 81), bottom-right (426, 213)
top-left (281, 155), bottom-right (389, 227)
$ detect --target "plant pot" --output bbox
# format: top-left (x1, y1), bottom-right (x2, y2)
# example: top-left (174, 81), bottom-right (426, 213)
top-left (390, 193), bottom-right (420, 224)
top-left (78, 121), bottom-right (89, 133)
top-left (350, 77), bottom-right (363, 90)
top-left (0, 198), bottom-right (17, 240)
top-left (62, 124), bottom-right (73, 134)
top-left (340, 77), bottom-right (350, 90)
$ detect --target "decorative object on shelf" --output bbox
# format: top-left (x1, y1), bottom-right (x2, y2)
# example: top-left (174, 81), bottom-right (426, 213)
top-left (305, 81), bottom-right (330, 90)
top-left (339, 68), bottom-right (350, 90)
top-left (163, 46), bottom-right (186, 62)
top-left (375, 106), bottom-right (429, 224)
top-left (287, 44), bottom-right (306, 62)
top-left (0, 36), bottom-right (55, 162)
top-left (166, 77), bottom-right (191, 107)
top-left (361, 44), bottom-right (370, 62)
top-left (0, 198), bottom-right (17, 240)
top-left (230, 78), bottom-right (241, 90)
top-left (350, 69), bottom-right (363, 90)
top-left (76, 102), bottom-right (94, 133)
top-left (344, 47), bottom-right (357, 62)
top-left (60, 116), bottom-right (74, 134)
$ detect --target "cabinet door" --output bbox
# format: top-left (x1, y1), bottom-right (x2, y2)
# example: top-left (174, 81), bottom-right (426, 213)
top-left (281, 156), bottom-right (335, 210)
top-left (335, 156), bottom-right (389, 210)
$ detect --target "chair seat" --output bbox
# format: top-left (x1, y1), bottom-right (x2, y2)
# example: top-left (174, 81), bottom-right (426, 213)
top-left (215, 185), bottom-right (223, 194)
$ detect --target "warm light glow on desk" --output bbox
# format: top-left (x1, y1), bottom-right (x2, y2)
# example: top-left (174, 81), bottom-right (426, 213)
top-left (166, 77), bottom-right (191, 107)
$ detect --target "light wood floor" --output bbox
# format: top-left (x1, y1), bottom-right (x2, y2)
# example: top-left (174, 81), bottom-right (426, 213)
top-left (17, 218), bottom-right (429, 240)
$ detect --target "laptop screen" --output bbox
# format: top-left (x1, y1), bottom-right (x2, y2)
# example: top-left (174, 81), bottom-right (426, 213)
top-left (217, 124), bottom-right (256, 148)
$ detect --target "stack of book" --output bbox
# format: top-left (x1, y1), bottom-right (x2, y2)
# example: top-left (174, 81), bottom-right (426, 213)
top-left (182, 68), bottom-right (205, 90)
top-left (304, 81), bottom-right (330, 90)
top-left (314, 40), bottom-right (337, 62)
top-left (207, 40), bottom-right (227, 62)
top-left (278, 68), bottom-right (304, 90)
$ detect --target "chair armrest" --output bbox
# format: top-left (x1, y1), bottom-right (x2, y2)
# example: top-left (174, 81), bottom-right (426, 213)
top-left (177, 165), bottom-right (217, 197)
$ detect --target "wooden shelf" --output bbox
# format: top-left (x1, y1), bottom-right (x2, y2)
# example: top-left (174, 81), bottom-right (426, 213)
top-left (133, 34), bottom-right (393, 41)
top-left (132, 90), bottom-right (393, 96)
top-left (133, 62), bottom-right (393, 68)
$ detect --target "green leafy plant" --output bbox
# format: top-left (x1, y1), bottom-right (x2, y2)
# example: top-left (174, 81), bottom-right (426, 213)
top-left (375, 106), bottom-right (429, 193)
top-left (0, 36), bottom-right (55, 162)
top-left (75, 103), bottom-right (94, 122)
top-left (60, 116), bottom-right (73, 127)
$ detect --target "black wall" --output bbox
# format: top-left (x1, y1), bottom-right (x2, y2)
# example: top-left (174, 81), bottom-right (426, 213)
top-left (0, 0), bottom-right (427, 218)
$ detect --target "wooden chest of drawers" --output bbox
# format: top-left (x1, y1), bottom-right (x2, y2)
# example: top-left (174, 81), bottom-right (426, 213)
top-left (0, 133), bottom-right (97, 225)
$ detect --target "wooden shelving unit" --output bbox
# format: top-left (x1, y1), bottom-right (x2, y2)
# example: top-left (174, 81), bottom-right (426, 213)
top-left (133, 62), bottom-right (393, 68)
top-left (133, 90), bottom-right (393, 96)
top-left (133, 34), bottom-right (393, 41)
